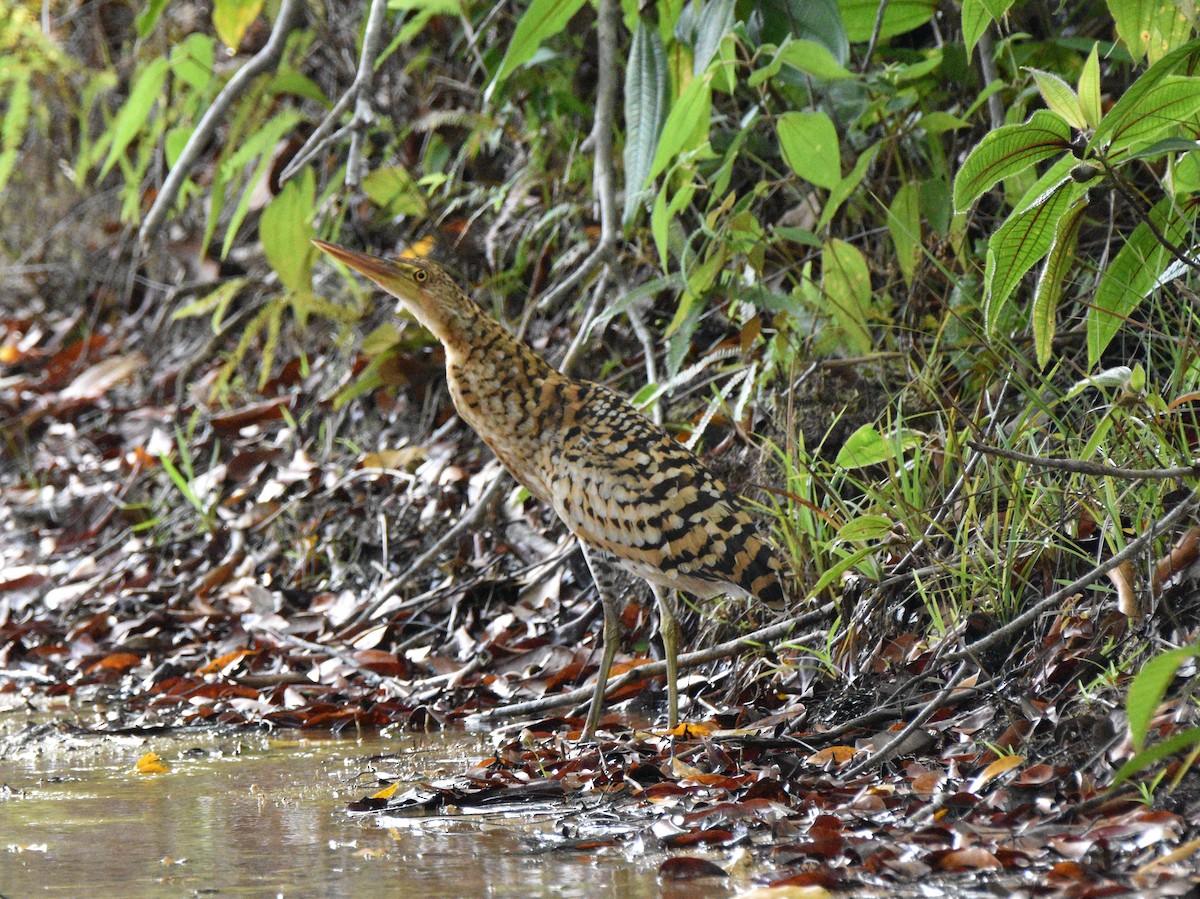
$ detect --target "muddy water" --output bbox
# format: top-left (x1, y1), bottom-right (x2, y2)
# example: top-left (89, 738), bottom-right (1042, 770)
top-left (0, 712), bottom-right (672, 898)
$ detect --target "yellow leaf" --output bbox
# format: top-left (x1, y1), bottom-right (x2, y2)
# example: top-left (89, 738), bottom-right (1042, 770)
top-left (371, 782), bottom-right (400, 800)
top-left (135, 752), bottom-right (171, 775)
top-left (969, 754), bottom-right (1024, 792)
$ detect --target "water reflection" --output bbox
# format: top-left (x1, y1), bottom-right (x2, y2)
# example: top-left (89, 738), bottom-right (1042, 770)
top-left (0, 726), bottom-right (675, 898)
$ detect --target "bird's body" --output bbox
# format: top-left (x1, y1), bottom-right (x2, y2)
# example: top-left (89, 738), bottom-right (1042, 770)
top-left (314, 240), bottom-right (787, 737)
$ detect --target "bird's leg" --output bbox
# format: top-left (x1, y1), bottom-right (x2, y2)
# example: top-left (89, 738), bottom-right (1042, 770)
top-left (651, 583), bottom-right (680, 730)
top-left (580, 547), bottom-right (623, 740)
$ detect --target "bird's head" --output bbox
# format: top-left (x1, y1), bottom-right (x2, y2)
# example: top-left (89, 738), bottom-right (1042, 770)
top-left (313, 240), bottom-right (477, 345)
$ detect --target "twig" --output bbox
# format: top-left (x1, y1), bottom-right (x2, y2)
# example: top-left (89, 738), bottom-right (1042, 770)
top-left (533, 0), bottom-right (620, 312)
top-left (345, 472), bottom-right (511, 628)
top-left (558, 265), bottom-right (612, 374)
top-left (139, 0), bottom-right (301, 243)
top-left (837, 487), bottom-right (1199, 772)
top-left (280, 0), bottom-right (391, 186)
top-left (967, 440), bottom-right (1200, 479)
top-left (975, 28), bottom-right (1004, 131)
top-left (1095, 151), bottom-right (1200, 276)
top-left (251, 622), bottom-right (390, 685)
top-left (843, 662), bottom-right (970, 776)
top-left (469, 605), bottom-right (834, 725)
top-left (897, 486), bottom-right (1200, 708)
top-left (859, 0), bottom-right (889, 74)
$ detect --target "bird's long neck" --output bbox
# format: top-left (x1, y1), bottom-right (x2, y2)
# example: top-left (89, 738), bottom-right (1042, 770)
top-left (396, 290), bottom-right (489, 357)
top-left (441, 312), bottom-right (567, 504)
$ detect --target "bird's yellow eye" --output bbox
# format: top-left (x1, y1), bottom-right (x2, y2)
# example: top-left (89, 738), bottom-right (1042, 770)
top-left (413, 269), bottom-right (428, 283)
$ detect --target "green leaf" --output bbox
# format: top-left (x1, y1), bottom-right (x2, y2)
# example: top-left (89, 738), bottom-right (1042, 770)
top-left (652, 179), bottom-right (696, 270)
top-left (919, 111), bottom-right (968, 133)
top-left (1089, 196), bottom-right (1193, 365)
top-left (98, 57), bottom-right (170, 179)
top-left (1078, 44), bottom-right (1102, 128)
top-left (755, 0), bottom-right (849, 64)
top-left (261, 169), bottom-right (316, 295)
top-left (212, 0), bottom-right (264, 50)
top-left (692, 0), bottom-right (734, 75)
top-left (887, 181), bottom-right (921, 288)
top-left (0, 74), bottom-right (30, 194)
top-left (1031, 197), bottom-right (1086, 368)
top-left (838, 0), bottom-right (936, 43)
top-left (218, 109), bottom-right (304, 259)
top-left (836, 514), bottom-right (895, 542)
top-left (1127, 646), bottom-right (1200, 750)
top-left (953, 109), bottom-right (1072, 212)
top-left (775, 38), bottom-right (853, 81)
top-left (984, 160), bottom-right (1085, 329)
top-left (487, 0), bottom-right (588, 97)
top-left (821, 238), bottom-right (872, 354)
top-left (1030, 69), bottom-right (1087, 131)
top-left (1111, 726), bottom-right (1200, 788)
top-left (172, 277), bottom-right (250, 331)
top-left (647, 72), bottom-right (713, 186)
top-left (961, 0), bottom-right (1012, 59)
top-left (623, 19), bottom-right (668, 224)
top-left (1110, 0), bottom-right (1192, 64)
top-left (1093, 75), bottom-right (1200, 159)
top-left (170, 34), bottom-right (215, 92)
top-left (819, 143), bottom-right (879, 228)
top-left (136, 0), bottom-right (171, 37)
top-left (835, 424), bottom-right (893, 469)
top-left (777, 111), bottom-right (841, 189)
top-left (361, 166), bottom-right (428, 218)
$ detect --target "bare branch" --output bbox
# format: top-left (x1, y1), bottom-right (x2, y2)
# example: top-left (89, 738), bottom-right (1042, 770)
top-left (280, 0), bottom-right (391, 187)
top-left (139, 0), bottom-right (302, 244)
top-left (533, 0), bottom-right (620, 312)
top-left (968, 440), bottom-right (1200, 479)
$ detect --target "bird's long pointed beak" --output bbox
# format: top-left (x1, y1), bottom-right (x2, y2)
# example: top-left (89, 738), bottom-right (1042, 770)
top-left (312, 239), bottom-right (397, 285)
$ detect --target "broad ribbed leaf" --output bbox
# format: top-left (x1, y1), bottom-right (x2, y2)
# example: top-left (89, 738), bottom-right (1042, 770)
top-left (1030, 69), bottom-right (1087, 130)
top-left (1087, 38), bottom-right (1200, 153)
top-left (984, 173), bottom-right (1085, 330)
top-left (1095, 75), bottom-right (1200, 159)
top-left (1078, 44), bottom-right (1102, 128)
top-left (693, 0), bottom-right (734, 74)
top-left (623, 20), bottom-right (668, 224)
top-left (1089, 196), bottom-right (1194, 365)
top-left (953, 109), bottom-right (1071, 212)
top-left (488, 0), bottom-right (588, 96)
top-left (1031, 197), bottom-right (1086, 368)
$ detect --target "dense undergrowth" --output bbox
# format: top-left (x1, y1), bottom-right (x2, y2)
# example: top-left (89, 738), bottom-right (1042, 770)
top-left (2, 0), bottom-right (1200, 891)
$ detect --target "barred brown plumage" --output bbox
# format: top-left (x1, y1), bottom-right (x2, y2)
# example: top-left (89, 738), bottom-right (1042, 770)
top-left (314, 240), bottom-right (788, 738)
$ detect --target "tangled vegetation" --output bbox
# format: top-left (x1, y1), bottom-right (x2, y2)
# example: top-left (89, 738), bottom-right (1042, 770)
top-left (2, 0), bottom-right (1200, 891)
